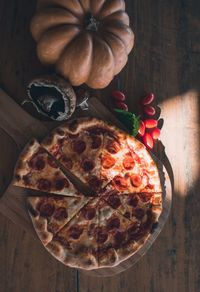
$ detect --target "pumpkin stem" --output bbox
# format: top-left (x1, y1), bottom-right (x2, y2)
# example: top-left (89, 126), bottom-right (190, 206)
top-left (85, 13), bottom-right (100, 32)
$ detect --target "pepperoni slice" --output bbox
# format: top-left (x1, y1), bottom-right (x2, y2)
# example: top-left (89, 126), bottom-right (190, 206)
top-left (107, 217), bottom-right (120, 230)
top-left (82, 207), bottom-right (96, 220)
top-left (107, 193), bottom-right (121, 209)
top-left (130, 174), bottom-right (142, 187)
top-left (60, 156), bottom-right (73, 169)
top-left (113, 175), bottom-right (127, 191)
top-left (134, 208), bottom-right (145, 219)
top-left (96, 229), bottom-right (108, 243)
top-left (54, 178), bottom-right (69, 190)
top-left (40, 203), bottom-right (55, 217)
top-left (53, 207), bottom-right (68, 220)
top-left (102, 155), bottom-right (116, 169)
top-left (106, 140), bottom-right (121, 154)
top-left (81, 159), bottom-right (95, 172)
top-left (37, 178), bottom-right (51, 191)
top-left (123, 155), bottom-right (135, 170)
top-left (128, 195), bottom-right (139, 207)
top-left (114, 230), bottom-right (126, 245)
top-left (139, 193), bottom-right (153, 202)
top-left (91, 136), bottom-right (101, 149)
top-left (47, 156), bottom-right (58, 169)
top-left (88, 176), bottom-right (102, 191)
top-left (69, 225), bottom-right (83, 239)
top-left (72, 140), bottom-right (86, 154)
top-left (22, 174), bottom-right (31, 185)
top-left (28, 157), bottom-right (45, 171)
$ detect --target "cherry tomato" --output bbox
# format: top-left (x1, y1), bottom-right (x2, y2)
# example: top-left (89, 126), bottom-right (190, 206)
top-left (112, 90), bottom-right (126, 101)
top-left (144, 119), bottom-right (158, 128)
top-left (142, 93), bottom-right (155, 105)
top-left (138, 120), bottom-right (145, 137)
top-left (143, 105), bottom-right (156, 116)
top-left (143, 133), bottom-right (154, 149)
top-left (150, 128), bottom-right (161, 140)
top-left (115, 101), bottom-right (128, 111)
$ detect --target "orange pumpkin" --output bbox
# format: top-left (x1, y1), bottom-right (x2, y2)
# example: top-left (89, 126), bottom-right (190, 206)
top-left (31, 0), bottom-right (134, 89)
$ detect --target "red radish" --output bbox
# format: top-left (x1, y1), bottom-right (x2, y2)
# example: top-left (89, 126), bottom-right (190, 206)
top-left (115, 101), bottom-right (128, 111)
top-left (144, 119), bottom-right (158, 128)
top-left (138, 121), bottom-right (145, 137)
top-left (143, 105), bottom-right (156, 116)
top-left (150, 128), bottom-right (161, 140)
top-left (143, 133), bottom-right (154, 149)
top-left (142, 93), bottom-right (155, 105)
top-left (112, 90), bottom-right (126, 101)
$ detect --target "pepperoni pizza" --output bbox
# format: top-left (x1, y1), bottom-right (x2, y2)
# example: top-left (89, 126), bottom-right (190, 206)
top-left (14, 117), bottom-right (163, 270)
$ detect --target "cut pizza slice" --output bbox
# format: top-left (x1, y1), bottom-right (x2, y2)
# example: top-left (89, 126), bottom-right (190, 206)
top-left (97, 198), bottom-right (157, 268)
top-left (27, 194), bottom-right (90, 246)
top-left (45, 197), bottom-right (100, 270)
top-left (13, 139), bottom-right (80, 196)
top-left (99, 123), bottom-right (162, 193)
top-left (102, 189), bottom-right (162, 223)
top-left (42, 118), bottom-right (107, 191)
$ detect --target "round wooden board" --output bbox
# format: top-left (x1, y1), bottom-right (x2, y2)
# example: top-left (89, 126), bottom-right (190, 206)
top-left (80, 158), bottom-right (172, 277)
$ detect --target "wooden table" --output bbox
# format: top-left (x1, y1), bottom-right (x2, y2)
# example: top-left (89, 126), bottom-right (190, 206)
top-left (0, 0), bottom-right (199, 291)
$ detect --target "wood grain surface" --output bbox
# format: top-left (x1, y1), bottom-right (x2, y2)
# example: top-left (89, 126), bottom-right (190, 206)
top-left (0, 0), bottom-right (199, 291)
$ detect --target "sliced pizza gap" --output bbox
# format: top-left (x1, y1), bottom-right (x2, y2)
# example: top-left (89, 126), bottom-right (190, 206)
top-left (41, 117), bottom-right (119, 192)
top-left (13, 139), bottom-right (81, 197)
top-left (45, 197), bottom-right (100, 270)
top-left (101, 189), bottom-right (162, 224)
top-left (27, 194), bottom-right (91, 246)
top-left (97, 198), bottom-right (157, 268)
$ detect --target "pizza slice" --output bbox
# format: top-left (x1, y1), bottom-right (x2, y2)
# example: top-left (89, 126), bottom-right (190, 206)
top-left (27, 195), bottom-right (90, 245)
top-left (97, 198), bottom-right (157, 268)
top-left (102, 189), bottom-right (162, 223)
top-left (42, 118), bottom-right (107, 191)
top-left (99, 123), bottom-right (162, 194)
top-left (13, 139), bottom-right (80, 196)
top-left (45, 197), bottom-right (100, 270)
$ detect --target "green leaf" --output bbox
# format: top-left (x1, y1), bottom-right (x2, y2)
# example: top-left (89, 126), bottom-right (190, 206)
top-left (114, 108), bottom-right (140, 137)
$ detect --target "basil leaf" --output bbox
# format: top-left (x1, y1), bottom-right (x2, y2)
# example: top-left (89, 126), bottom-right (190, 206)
top-left (114, 108), bottom-right (140, 137)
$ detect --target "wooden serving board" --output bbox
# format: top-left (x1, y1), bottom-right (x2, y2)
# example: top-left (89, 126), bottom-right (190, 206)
top-left (0, 88), bottom-right (172, 277)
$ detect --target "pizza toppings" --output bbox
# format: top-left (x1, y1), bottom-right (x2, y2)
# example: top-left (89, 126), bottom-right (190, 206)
top-left (130, 174), bottom-right (142, 187)
top-left (96, 229), bottom-right (108, 244)
top-left (91, 136), bottom-right (101, 149)
top-left (37, 178), bottom-right (51, 191)
top-left (40, 203), bottom-right (55, 217)
top-left (54, 178), bottom-right (69, 190)
top-left (53, 207), bottom-right (68, 220)
top-left (134, 208), bottom-right (145, 219)
top-left (106, 140), bottom-right (121, 154)
top-left (69, 225), bottom-right (84, 239)
top-left (28, 157), bottom-right (45, 171)
top-left (113, 175), bottom-right (127, 191)
top-left (72, 140), bottom-right (86, 154)
top-left (102, 155), bottom-right (116, 169)
top-left (114, 230), bottom-right (126, 245)
top-left (106, 191), bottom-right (121, 209)
top-left (107, 217), bottom-right (120, 230)
top-left (88, 176), bottom-right (103, 191)
top-left (81, 159), bottom-right (95, 172)
top-left (123, 155), bottom-right (135, 170)
top-left (82, 207), bottom-right (96, 220)
top-left (128, 195), bottom-right (139, 207)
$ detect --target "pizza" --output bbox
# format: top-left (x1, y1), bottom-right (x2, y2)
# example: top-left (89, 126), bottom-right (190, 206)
top-left (45, 198), bottom-right (100, 269)
top-left (13, 139), bottom-right (80, 196)
top-left (14, 117), bottom-right (164, 270)
top-left (27, 195), bottom-right (90, 245)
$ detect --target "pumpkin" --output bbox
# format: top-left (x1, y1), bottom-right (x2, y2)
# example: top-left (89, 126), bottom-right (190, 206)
top-left (30, 0), bottom-right (134, 89)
